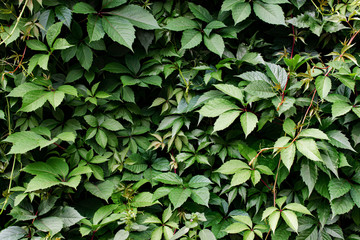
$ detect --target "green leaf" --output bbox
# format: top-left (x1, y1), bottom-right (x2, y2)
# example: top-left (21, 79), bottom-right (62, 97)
top-left (46, 91), bottom-right (65, 109)
top-left (154, 172), bottom-right (183, 185)
top-left (72, 2), bottom-right (96, 14)
top-left (26, 40), bottom-right (48, 51)
top-left (225, 222), bottom-right (249, 234)
top-left (199, 229), bottom-right (216, 240)
top-left (190, 187), bottom-right (210, 206)
top-left (281, 143), bottom-right (296, 171)
top-left (55, 6), bottom-right (72, 28)
top-left (169, 188), bottom-right (191, 208)
top-left (114, 230), bottom-right (130, 240)
top-left (199, 98), bottom-right (239, 117)
top-left (102, 16), bottom-right (135, 50)
top-left (166, 17), bottom-right (199, 31)
top-left (84, 181), bottom-right (114, 202)
top-left (180, 29), bottom-right (202, 50)
top-left (240, 112), bottom-right (258, 138)
top-left (102, 0), bottom-right (127, 9)
top-left (231, 169), bottom-right (251, 186)
top-left (52, 38), bottom-right (73, 50)
top-left (232, 2), bottom-right (251, 25)
top-left (188, 175), bottom-right (212, 188)
top-left (315, 76), bottom-right (331, 99)
top-left (350, 184), bottom-right (360, 208)
top-left (268, 211), bottom-right (280, 233)
top-left (300, 159), bottom-right (317, 195)
top-left (76, 43), bottom-right (93, 70)
top-left (214, 84), bottom-right (244, 103)
top-left (96, 129), bottom-right (107, 148)
top-left (332, 101), bottom-right (352, 118)
top-left (131, 192), bottom-right (157, 207)
top-left (329, 178), bottom-right (351, 200)
top-left (253, 1), bottom-right (286, 25)
top-left (46, 22), bottom-right (63, 47)
top-left (109, 4), bottom-right (160, 30)
top-left (296, 138), bottom-right (322, 161)
top-left (281, 210), bottom-right (298, 232)
top-left (33, 216), bottom-right (63, 236)
top-left (84, 115), bottom-right (98, 127)
top-left (4, 131), bottom-right (50, 154)
top-left (204, 33), bottom-right (225, 57)
top-left (101, 119), bottom-right (124, 131)
top-left (214, 110), bottom-right (241, 132)
top-left (216, 160), bottom-right (250, 174)
top-left (299, 128), bottom-right (329, 140)
top-left (0, 226), bottom-right (27, 240)
top-left (284, 203), bottom-right (311, 215)
top-left (283, 118), bottom-right (296, 138)
top-left (26, 174), bottom-right (60, 192)
top-left (8, 82), bottom-right (44, 97)
top-left (57, 132), bottom-right (75, 142)
top-left (56, 206), bottom-right (84, 227)
top-left (327, 130), bottom-right (356, 152)
top-left (87, 14), bottom-right (105, 42)
top-left (58, 85), bottom-right (77, 96)
top-left (331, 194), bottom-right (355, 215)
top-left (265, 62), bottom-right (287, 89)
top-left (188, 2), bottom-right (213, 22)
top-left (245, 81), bottom-right (277, 98)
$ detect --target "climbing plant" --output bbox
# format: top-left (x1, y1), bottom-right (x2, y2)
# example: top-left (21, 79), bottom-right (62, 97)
top-left (1, 0), bottom-right (360, 239)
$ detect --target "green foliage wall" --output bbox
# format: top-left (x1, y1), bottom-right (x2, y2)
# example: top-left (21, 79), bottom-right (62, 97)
top-left (1, 0), bottom-right (360, 239)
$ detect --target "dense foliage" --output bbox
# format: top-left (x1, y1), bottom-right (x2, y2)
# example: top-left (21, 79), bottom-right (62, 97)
top-left (1, 0), bottom-right (360, 239)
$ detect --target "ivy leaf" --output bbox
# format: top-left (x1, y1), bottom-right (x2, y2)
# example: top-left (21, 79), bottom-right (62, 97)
top-left (55, 6), bottom-right (72, 28)
top-left (72, 2), bottom-right (96, 14)
top-left (169, 188), bottom-right (191, 209)
top-left (0, 226), bottom-right (27, 240)
top-left (199, 98), bottom-right (239, 117)
top-left (108, 4), bottom-right (160, 30)
top-left (84, 181), bottom-right (114, 202)
top-left (204, 33), bottom-right (225, 57)
top-left (315, 76), bottom-right (331, 99)
top-left (296, 138), bottom-right (322, 161)
top-left (327, 130), bottom-right (356, 152)
top-left (214, 110), bottom-right (241, 132)
top-left (332, 101), bottom-right (352, 118)
top-left (281, 210), bottom-right (298, 232)
top-left (154, 172), bottom-right (183, 185)
top-left (300, 159), bottom-right (317, 196)
top-left (190, 187), bottom-right (210, 206)
top-left (245, 81), bottom-right (277, 98)
top-left (329, 178), bottom-right (351, 200)
top-left (188, 2), bottom-right (213, 22)
top-left (232, 2), bottom-right (251, 25)
top-left (76, 43), bottom-right (93, 70)
top-left (166, 17), bottom-right (199, 31)
top-left (46, 91), bottom-right (65, 109)
top-left (181, 29), bottom-right (202, 50)
top-left (253, 1), bottom-right (286, 25)
top-left (46, 22), bottom-right (63, 47)
top-left (231, 169), bottom-right (251, 186)
top-left (102, 16), bottom-right (135, 50)
top-left (87, 15), bottom-right (105, 42)
top-left (331, 194), bottom-right (355, 215)
top-left (240, 112), bottom-right (258, 138)
top-left (26, 40), bottom-right (48, 51)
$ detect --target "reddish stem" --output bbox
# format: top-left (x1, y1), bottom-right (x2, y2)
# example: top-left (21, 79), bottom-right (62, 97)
top-left (53, 143), bottom-right (66, 150)
top-left (261, 178), bottom-right (271, 191)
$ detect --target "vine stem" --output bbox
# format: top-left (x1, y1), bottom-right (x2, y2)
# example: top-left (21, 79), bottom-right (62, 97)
top-left (0, 0), bottom-right (29, 46)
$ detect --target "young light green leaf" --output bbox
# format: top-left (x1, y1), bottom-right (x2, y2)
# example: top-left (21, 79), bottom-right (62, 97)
top-left (199, 229), bottom-right (216, 240)
top-left (101, 119), bottom-right (124, 131)
top-left (240, 112), bottom-right (258, 138)
top-left (332, 101), bottom-right (352, 119)
top-left (214, 84), bottom-right (244, 103)
top-left (26, 174), bottom-right (60, 192)
top-left (216, 159), bottom-right (250, 174)
top-left (281, 210), bottom-right (298, 232)
top-left (268, 211), bottom-right (280, 233)
top-left (281, 143), bottom-right (296, 171)
top-left (52, 38), bottom-right (73, 50)
top-left (0, 226), bottom-right (27, 240)
top-left (315, 76), bottom-right (331, 99)
top-left (46, 91), bottom-right (65, 109)
top-left (19, 90), bottom-right (48, 112)
top-left (284, 203), bottom-right (312, 215)
top-left (224, 222), bottom-right (249, 233)
top-left (231, 169), bottom-right (251, 186)
top-left (154, 172), bottom-right (183, 185)
top-left (199, 98), bottom-right (239, 117)
top-left (296, 138), bottom-right (322, 161)
top-left (26, 40), bottom-right (48, 51)
top-left (188, 175), bottom-right (212, 188)
top-left (190, 187), bottom-right (210, 206)
top-left (214, 110), bottom-right (241, 132)
top-left (232, 2), bottom-right (251, 24)
top-left (298, 128), bottom-right (329, 140)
